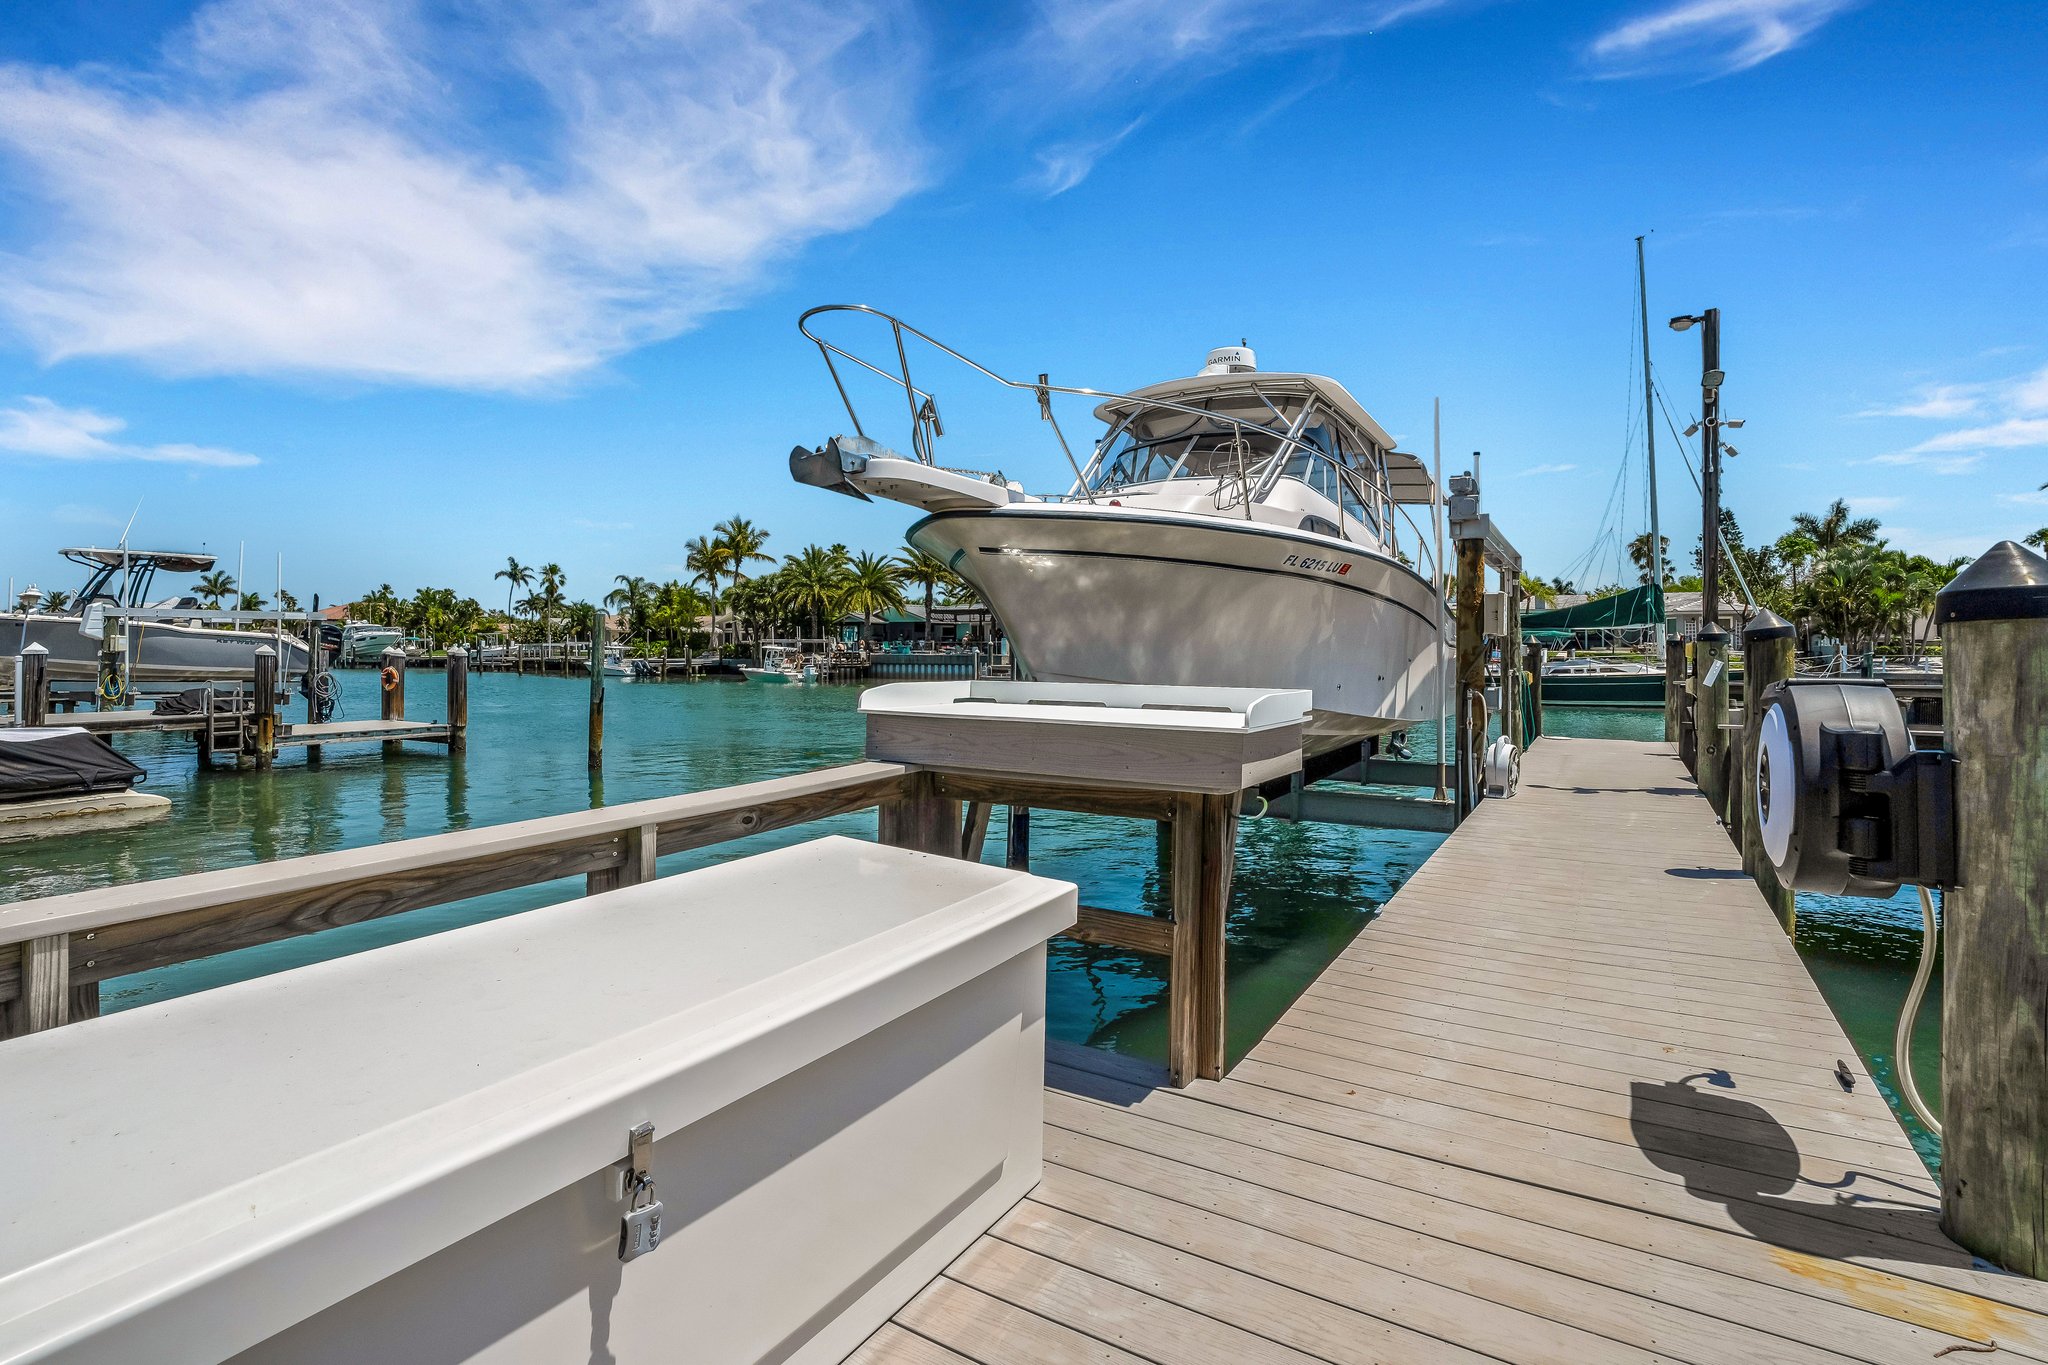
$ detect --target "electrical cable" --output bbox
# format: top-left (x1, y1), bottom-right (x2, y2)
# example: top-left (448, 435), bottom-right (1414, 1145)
top-left (1895, 885), bottom-right (1943, 1136)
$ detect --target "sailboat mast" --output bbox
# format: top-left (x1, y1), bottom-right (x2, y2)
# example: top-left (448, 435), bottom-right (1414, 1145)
top-left (1635, 235), bottom-right (1665, 648)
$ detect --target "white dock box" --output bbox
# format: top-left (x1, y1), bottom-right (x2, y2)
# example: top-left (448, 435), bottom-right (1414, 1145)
top-left (861, 681), bottom-right (1310, 793)
top-left (0, 836), bottom-right (1076, 1365)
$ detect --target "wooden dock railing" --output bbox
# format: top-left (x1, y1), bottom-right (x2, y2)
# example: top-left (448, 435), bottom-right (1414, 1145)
top-left (0, 759), bottom-right (1237, 1085)
top-left (0, 762), bottom-right (914, 1038)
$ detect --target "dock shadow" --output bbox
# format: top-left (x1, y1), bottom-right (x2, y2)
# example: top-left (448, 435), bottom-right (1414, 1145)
top-left (1628, 1073), bottom-right (1962, 1267)
top-left (1664, 867), bottom-right (1748, 879)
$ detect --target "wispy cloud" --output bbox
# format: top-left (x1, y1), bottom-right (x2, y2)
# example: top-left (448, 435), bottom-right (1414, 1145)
top-left (1584, 0), bottom-right (1857, 80)
top-left (1857, 383), bottom-right (1989, 420)
top-left (1860, 451), bottom-right (1983, 475)
top-left (571, 517), bottom-right (635, 532)
top-left (1907, 416), bottom-right (2048, 453)
top-left (1519, 462), bottom-right (1578, 476)
top-left (1845, 495), bottom-right (1904, 512)
top-left (0, 0), bottom-right (922, 390)
top-left (1030, 119), bottom-right (1145, 197)
top-left (1028, 0), bottom-right (1464, 96)
top-left (1005, 0), bottom-right (1464, 185)
top-left (52, 503), bottom-right (124, 526)
top-left (1999, 488), bottom-right (2048, 507)
top-left (1859, 362), bottom-right (2048, 469)
top-left (0, 397), bottom-right (258, 467)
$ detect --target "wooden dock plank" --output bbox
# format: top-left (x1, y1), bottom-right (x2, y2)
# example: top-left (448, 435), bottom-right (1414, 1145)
top-left (846, 739), bottom-right (2048, 1365)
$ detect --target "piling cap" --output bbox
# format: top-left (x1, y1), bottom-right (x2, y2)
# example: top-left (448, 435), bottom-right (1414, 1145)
top-left (1742, 608), bottom-right (1795, 642)
top-left (1934, 540), bottom-right (2048, 626)
top-left (1696, 621), bottom-right (1729, 643)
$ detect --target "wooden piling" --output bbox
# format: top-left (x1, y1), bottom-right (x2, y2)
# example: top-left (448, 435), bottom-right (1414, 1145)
top-left (1005, 805), bottom-right (1031, 870)
top-left (1935, 541), bottom-right (2048, 1276)
top-left (252, 646), bottom-right (277, 770)
top-left (380, 647), bottom-right (407, 757)
top-left (1504, 587), bottom-right (1524, 749)
top-left (1694, 623), bottom-right (1730, 820)
top-left (1167, 791), bottom-right (1238, 1086)
top-left (304, 630), bottom-right (323, 763)
top-left (878, 770), bottom-right (961, 856)
top-left (1453, 537), bottom-right (1486, 814)
top-left (96, 629), bottom-right (125, 712)
top-left (1664, 637), bottom-right (1685, 743)
top-left (1739, 610), bottom-right (1797, 932)
top-left (19, 644), bottom-right (47, 727)
top-left (1522, 640), bottom-right (1545, 741)
top-left (588, 635), bottom-right (603, 773)
top-left (445, 646), bottom-right (469, 754)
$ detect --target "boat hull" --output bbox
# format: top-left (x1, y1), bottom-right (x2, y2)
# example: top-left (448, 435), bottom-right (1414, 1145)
top-left (3, 616), bottom-right (310, 687)
top-left (909, 507), bottom-right (1445, 751)
top-left (1540, 674), bottom-right (1665, 707)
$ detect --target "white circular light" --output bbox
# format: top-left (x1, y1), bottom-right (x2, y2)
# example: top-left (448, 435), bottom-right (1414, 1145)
top-left (1756, 703), bottom-right (1797, 867)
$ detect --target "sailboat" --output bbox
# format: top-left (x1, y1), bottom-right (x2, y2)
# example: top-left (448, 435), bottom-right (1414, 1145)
top-left (1531, 239), bottom-right (1669, 708)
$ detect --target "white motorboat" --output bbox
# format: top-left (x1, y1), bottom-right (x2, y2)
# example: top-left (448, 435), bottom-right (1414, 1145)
top-left (602, 644), bottom-right (634, 677)
top-left (740, 643), bottom-right (815, 684)
top-left (3, 548), bottom-right (309, 689)
top-left (789, 308), bottom-right (1447, 752)
top-left (337, 621), bottom-right (404, 666)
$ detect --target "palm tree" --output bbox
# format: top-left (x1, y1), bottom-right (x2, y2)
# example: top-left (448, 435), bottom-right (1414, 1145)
top-left (713, 517), bottom-right (777, 588)
top-left (235, 589), bottom-right (268, 612)
top-left (683, 534), bottom-right (732, 646)
top-left (1517, 572), bottom-right (1557, 608)
top-left (195, 570), bottom-right (236, 608)
top-left (1790, 500), bottom-right (1882, 557)
top-left (2028, 528), bottom-right (2047, 550)
top-left (896, 547), bottom-right (949, 643)
top-left (606, 575), bottom-right (654, 642)
top-left (780, 545), bottom-right (851, 642)
top-left (713, 517), bottom-right (776, 651)
top-left (536, 564), bottom-right (567, 644)
top-left (494, 557), bottom-right (532, 623)
top-left (842, 550), bottom-right (908, 640)
top-left (41, 590), bottom-right (71, 614)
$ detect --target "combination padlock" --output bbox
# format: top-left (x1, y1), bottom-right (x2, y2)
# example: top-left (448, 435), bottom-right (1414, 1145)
top-left (618, 1175), bottom-right (664, 1262)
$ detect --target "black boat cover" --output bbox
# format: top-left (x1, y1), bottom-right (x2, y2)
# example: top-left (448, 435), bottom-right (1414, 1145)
top-left (0, 729), bottom-right (146, 802)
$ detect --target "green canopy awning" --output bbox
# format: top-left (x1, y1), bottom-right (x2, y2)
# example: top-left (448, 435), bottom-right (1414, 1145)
top-left (1523, 628), bottom-right (1576, 646)
top-left (1522, 584), bottom-right (1665, 632)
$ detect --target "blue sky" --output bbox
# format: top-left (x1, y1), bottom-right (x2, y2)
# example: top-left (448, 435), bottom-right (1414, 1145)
top-left (0, 0), bottom-right (2041, 608)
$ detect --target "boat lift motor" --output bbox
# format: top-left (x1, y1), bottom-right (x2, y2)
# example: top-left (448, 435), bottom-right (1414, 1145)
top-left (1750, 678), bottom-right (1957, 897)
top-left (1483, 736), bottom-right (1520, 799)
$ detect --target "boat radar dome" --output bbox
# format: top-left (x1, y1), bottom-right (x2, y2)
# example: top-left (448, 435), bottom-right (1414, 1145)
top-left (1200, 344), bottom-right (1257, 375)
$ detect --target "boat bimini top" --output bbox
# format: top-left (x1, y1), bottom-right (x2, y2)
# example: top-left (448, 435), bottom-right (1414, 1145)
top-left (787, 305), bottom-right (1439, 516)
top-left (57, 547), bottom-right (217, 610)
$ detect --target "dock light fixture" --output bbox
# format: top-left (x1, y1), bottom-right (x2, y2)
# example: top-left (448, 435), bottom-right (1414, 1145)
top-left (1683, 422), bottom-right (1700, 438)
top-left (1724, 418), bottom-right (1745, 429)
top-left (1722, 445), bottom-right (1739, 458)
top-left (19, 584), bottom-right (41, 613)
top-left (1671, 306), bottom-right (1727, 629)
top-left (1669, 314), bottom-right (1700, 331)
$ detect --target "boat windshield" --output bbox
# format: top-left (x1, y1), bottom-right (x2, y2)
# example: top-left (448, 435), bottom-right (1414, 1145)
top-left (1089, 421), bottom-right (1285, 490)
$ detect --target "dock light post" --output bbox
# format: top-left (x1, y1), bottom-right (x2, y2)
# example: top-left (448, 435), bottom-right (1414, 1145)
top-left (1669, 309), bottom-right (1725, 632)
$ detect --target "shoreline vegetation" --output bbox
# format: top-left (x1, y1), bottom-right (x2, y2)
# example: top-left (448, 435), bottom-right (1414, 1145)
top-left (389, 519), bottom-right (983, 657)
top-left (1519, 498), bottom-right (1990, 659)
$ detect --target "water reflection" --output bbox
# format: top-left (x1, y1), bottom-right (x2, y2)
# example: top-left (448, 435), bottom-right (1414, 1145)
top-left (0, 685), bottom-right (1937, 1171)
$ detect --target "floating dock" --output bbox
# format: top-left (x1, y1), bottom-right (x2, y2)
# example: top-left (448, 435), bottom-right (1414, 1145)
top-left (854, 737), bottom-right (2048, 1365)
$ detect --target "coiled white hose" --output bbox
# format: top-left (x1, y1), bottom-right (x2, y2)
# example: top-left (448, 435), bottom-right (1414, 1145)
top-left (1894, 885), bottom-right (1942, 1137)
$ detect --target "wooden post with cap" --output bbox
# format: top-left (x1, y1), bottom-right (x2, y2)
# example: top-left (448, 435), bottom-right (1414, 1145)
top-left (446, 646), bottom-right (469, 754)
top-left (380, 646), bottom-right (407, 757)
top-left (251, 646), bottom-right (277, 770)
top-left (1935, 540), bottom-right (2048, 1276)
top-left (18, 643), bottom-right (48, 728)
top-left (1738, 609), bottom-right (1797, 932)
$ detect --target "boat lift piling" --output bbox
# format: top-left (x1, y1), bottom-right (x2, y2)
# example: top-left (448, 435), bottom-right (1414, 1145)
top-left (17, 645), bottom-right (47, 728)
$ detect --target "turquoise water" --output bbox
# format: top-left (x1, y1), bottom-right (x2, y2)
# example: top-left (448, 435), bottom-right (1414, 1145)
top-left (5, 673), bottom-right (1444, 1067)
top-left (7, 679), bottom-right (1937, 1163)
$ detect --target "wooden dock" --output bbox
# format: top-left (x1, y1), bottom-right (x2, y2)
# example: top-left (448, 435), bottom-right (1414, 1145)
top-left (852, 737), bottom-right (2048, 1365)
